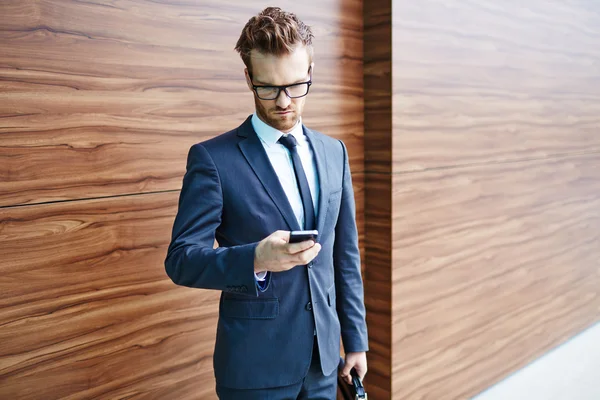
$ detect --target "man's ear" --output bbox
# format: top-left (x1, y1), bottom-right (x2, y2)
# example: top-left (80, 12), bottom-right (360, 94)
top-left (244, 68), bottom-right (253, 91)
top-left (310, 62), bottom-right (315, 77)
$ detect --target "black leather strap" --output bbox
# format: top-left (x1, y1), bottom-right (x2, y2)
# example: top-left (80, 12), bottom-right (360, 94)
top-left (350, 368), bottom-right (367, 399)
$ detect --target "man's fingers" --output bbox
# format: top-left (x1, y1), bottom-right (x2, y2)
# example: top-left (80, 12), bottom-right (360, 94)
top-left (309, 243), bottom-right (321, 258)
top-left (356, 367), bottom-right (367, 381)
top-left (341, 362), bottom-right (352, 380)
top-left (342, 363), bottom-right (353, 378)
top-left (294, 242), bottom-right (321, 264)
top-left (286, 240), bottom-right (315, 254)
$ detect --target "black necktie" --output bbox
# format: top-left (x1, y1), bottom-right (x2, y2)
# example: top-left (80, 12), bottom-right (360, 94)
top-left (278, 134), bottom-right (315, 230)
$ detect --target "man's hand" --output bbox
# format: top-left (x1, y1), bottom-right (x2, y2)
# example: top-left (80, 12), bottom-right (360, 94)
top-left (340, 351), bottom-right (367, 385)
top-left (254, 230), bottom-right (321, 273)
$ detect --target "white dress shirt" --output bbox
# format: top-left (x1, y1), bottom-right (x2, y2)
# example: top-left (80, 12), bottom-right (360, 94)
top-left (251, 112), bottom-right (320, 281)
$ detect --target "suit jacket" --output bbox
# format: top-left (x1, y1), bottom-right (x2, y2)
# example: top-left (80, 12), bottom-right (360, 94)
top-left (164, 115), bottom-right (368, 390)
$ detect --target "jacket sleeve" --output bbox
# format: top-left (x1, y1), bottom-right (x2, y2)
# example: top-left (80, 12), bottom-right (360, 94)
top-left (164, 143), bottom-right (262, 296)
top-left (333, 139), bottom-right (369, 352)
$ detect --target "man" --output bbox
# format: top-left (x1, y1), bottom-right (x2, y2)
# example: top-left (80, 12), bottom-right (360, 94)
top-left (164, 7), bottom-right (368, 399)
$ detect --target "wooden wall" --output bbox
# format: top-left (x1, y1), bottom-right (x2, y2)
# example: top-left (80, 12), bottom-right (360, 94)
top-left (364, 0), bottom-right (600, 398)
top-left (6, 0), bottom-right (597, 398)
top-left (0, 1), bottom-right (363, 398)
top-left (363, 0), bottom-right (392, 398)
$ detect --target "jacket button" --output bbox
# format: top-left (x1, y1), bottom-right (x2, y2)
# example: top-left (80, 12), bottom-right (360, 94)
top-left (307, 261), bottom-right (313, 269)
top-left (305, 301), bottom-right (312, 311)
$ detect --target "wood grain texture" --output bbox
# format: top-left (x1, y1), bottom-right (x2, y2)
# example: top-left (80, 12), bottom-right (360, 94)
top-left (0, 191), bottom-right (222, 399)
top-left (363, 0), bottom-right (392, 398)
top-left (0, 0), bottom-right (364, 206)
top-left (363, 173), bottom-right (392, 400)
top-left (392, 153), bottom-right (600, 399)
top-left (0, 1), bottom-right (365, 399)
top-left (364, 0), bottom-right (391, 175)
top-left (392, 0), bottom-right (600, 173)
top-left (388, 1), bottom-right (600, 398)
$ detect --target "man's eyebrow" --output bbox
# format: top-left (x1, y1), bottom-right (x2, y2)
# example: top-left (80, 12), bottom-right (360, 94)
top-left (253, 76), bottom-right (308, 86)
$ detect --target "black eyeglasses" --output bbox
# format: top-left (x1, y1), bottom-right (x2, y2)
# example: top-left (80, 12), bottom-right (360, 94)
top-left (250, 67), bottom-right (312, 100)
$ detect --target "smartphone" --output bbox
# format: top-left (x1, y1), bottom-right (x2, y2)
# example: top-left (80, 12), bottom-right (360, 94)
top-left (289, 230), bottom-right (319, 244)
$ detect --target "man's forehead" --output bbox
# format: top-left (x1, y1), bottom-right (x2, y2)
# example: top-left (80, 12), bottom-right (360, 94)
top-left (249, 48), bottom-right (310, 84)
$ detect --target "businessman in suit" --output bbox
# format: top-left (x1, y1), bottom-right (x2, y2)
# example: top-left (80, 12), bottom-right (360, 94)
top-left (164, 7), bottom-right (368, 399)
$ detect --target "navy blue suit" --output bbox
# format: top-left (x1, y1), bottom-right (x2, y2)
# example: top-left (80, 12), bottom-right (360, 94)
top-left (164, 115), bottom-right (368, 391)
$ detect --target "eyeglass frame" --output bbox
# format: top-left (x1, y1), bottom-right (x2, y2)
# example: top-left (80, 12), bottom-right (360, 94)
top-left (249, 66), bottom-right (313, 100)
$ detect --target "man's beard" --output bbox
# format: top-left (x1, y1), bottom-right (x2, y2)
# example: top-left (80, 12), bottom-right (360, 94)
top-left (254, 96), bottom-right (300, 132)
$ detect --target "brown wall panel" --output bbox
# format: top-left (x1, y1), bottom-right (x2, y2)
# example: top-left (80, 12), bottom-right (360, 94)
top-left (363, 174), bottom-right (392, 400)
top-left (1, 1), bottom-right (365, 399)
top-left (364, 0), bottom-right (392, 175)
top-left (385, 1), bottom-right (600, 398)
top-left (0, 0), bottom-right (363, 207)
top-left (0, 192), bottom-right (221, 399)
top-left (363, 0), bottom-right (392, 397)
top-left (392, 0), bottom-right (600, 173)
top-left (391, 153), bottom-right (600, 398)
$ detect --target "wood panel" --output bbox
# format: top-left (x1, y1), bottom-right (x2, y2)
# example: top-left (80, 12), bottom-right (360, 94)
top-left (391, 153), bottom-right (600, 398)
top-left (364, 0), bottom-right (391, 175)
top-left (392, 0), bottom-right (600, 172)
top-left (0, 191), bottom-right (223, 399)
top-left (386, 2), bottom-right (600, 398)
top-left (363, 172), bottom-right (392, 400)
top-left (363, 0), bottom-right (392, 398)
top-left (0, 0), bottom-right (364, 207)
top-left (0, 172), bottom-right (364, 400)
top-left (1, 1), bottom-right (366, 399)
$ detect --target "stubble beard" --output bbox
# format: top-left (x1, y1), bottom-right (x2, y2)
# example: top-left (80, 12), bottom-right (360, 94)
top-left (254, 96), bottom-right (300, 133)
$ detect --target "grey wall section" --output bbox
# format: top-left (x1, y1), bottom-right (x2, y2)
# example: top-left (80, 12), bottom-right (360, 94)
top-left (473, 322), bottom-right (600, 399)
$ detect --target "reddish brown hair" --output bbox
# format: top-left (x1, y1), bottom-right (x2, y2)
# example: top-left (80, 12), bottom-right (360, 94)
top-left (235, 7), bottom-right (314, 75)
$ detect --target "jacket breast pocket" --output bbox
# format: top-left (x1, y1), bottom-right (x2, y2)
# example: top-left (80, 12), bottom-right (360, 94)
top-left (220, 298), bottom-right (279, 320)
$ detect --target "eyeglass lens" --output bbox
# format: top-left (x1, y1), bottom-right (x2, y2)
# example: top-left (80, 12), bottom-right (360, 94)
top-left (256, 83), bottom-right (310, 100)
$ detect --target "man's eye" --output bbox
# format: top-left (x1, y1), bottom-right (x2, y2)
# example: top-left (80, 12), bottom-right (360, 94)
top-left (257, 87), bottom-right (278, 94)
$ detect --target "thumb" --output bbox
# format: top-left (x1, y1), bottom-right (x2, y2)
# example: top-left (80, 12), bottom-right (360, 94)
top-left (273, 230), bottom-right (290, 241)
top-left (269, 230), bottom-right (290, 243)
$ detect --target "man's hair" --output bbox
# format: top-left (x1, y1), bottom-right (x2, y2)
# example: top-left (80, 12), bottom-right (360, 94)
top-left (235, 7), bottom-right (314, 76)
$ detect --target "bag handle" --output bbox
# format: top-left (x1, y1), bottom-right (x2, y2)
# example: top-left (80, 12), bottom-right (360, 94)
top-left (350, 368), bottom-right (367, 399)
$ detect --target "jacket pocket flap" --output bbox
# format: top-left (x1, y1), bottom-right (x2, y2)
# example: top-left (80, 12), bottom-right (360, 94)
top-left (221, 298), bottom-right (279, 320)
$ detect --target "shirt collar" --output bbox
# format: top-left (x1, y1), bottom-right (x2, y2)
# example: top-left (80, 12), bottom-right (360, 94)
top-left (251, 112), bottom-right (304, 148)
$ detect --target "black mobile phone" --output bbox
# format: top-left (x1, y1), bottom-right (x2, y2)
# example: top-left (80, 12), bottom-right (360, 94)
top-left (289, 230), bottom-right (318, 243)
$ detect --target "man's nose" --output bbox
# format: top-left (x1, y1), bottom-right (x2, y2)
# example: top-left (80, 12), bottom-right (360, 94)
top-left (275, 89), bottom-right (291, 108)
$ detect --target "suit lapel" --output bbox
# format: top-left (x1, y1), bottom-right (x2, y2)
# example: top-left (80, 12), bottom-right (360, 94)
top-left (237, 116), bottom-right (301, 231)
top-left (303, 126), bottom-right (330, 240)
